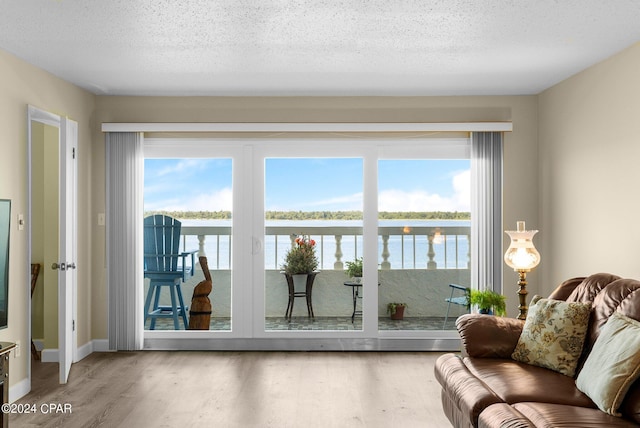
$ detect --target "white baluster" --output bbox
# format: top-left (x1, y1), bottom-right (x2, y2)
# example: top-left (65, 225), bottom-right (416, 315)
top-left (380, 235), bottom-right (391, 270)
top-left (427, 234), bottom-right (437, 270)
top-left (197, 234), bottom-right (206, 257)
top-left (334, 235), bottom-right (343, 270)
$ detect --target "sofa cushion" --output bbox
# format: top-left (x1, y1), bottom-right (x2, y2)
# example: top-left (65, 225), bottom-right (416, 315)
top-left (456, 313), bottom-right (524, 358)
top-left (478, 403), bottom-right (535, 428)
top-left (464, 357), bottom-right (595, 408)
top-left (582, 278), bottom-right (640, 359)
top-left (511, 296), bottom-right (591, 377)
top-left (576, 312), bottom-right (640, 416)
top-left (434, 353), bottom-right (504, 427)
top-left (511, 402), bottom-right (639, 427)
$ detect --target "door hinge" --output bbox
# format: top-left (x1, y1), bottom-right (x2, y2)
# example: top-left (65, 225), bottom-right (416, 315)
top-left (72, 147), bottom-right (76, 159)
top-left (72, 320), bottom-right (75, 331)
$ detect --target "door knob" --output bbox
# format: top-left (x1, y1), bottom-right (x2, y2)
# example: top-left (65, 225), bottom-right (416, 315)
top-left (51, 262), bottom-right (66, 270)
top-left (67, 263), bottom-right (76, 269)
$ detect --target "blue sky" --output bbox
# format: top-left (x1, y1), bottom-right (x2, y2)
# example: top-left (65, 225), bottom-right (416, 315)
top-left (144, 158), bottom-right (470, 212)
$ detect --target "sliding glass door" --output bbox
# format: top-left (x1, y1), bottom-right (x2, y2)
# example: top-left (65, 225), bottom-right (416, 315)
top-left (143, 137), bottom-right (473, 345)
top-left (143, 141), bottom-right (245, 335)
top-left (377, 159), bottom-right (471, 331)
top-left (263, 157), bottom-right (364, 331)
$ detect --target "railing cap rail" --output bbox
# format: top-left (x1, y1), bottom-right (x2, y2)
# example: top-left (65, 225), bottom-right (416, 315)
top-left (181, 224), bottom-right (470, 236)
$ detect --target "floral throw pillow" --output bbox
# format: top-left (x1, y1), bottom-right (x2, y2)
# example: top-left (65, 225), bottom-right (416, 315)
top-left (511, 296), bottom-right (591, 377)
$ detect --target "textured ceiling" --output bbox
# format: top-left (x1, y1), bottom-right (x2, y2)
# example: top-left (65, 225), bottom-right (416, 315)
top-left (1, 0), bottom-right (640, 96)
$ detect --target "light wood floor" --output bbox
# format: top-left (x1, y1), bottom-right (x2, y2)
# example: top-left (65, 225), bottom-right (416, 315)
top-left (13, 351), bottom-right (451, 428)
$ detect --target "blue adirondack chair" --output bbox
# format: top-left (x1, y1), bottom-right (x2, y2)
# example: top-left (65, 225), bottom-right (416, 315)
top-left (143, 215), bottom-right (196, 330)
top-left (443, 283), bottom-right (470, 329)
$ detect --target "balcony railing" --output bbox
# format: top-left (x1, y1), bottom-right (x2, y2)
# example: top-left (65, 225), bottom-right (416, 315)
top-left (180, 224), bottom-right (471, 271)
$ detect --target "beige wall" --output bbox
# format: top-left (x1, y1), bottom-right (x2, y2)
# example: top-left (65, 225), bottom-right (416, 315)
top-left (538, 42), bottom-right (640, 292)
top-left (0, 49), bottom-right (95, 391)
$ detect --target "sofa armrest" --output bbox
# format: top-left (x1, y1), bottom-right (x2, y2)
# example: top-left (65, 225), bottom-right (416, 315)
top-left (456, 314), bottom-right (525, 358)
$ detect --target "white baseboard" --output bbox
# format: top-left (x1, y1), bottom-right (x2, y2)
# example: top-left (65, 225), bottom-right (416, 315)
top-left (40, 339), bottom-right (111, 364)
top-left (40, 348), bottom-right (58, 363)
top-left (77, 341), bottom-right (93, 361)
top-left (10, 339), bottom-right (110, 403)
top-left (9, 377), bottom-right (30, 403)
top-left (91, 339), bottom-right (110, 352)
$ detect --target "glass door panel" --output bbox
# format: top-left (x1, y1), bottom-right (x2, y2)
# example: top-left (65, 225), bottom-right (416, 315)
top-left (377, 159), bottom-right (471, 331)
top-left (264, 158), bottom-right (364, 331)
top-left (143, 158), bottom-right (233, 331)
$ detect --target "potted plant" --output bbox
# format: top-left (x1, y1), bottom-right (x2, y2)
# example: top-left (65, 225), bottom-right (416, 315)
top-left (345, 257), bottom-right (363, 282)
top-left (281, 235), bottom-right (319, 275)
top-left (387, 302), bottom-right (407, 320)
top-left (469, 289), bottom-right (506, 316)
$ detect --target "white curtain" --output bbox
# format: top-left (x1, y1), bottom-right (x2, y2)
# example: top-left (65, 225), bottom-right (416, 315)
top-left (106, 132), bottom-right (144, 350)
top-left (471, 132), bottom-right (503, 292)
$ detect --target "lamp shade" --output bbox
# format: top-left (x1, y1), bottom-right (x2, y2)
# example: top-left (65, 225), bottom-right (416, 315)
top-left (504, 221), bottom-right (540, 271)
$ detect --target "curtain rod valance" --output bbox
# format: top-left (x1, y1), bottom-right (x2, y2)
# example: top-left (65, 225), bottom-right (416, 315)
top-left (101, 122), bottom-right (512, 133)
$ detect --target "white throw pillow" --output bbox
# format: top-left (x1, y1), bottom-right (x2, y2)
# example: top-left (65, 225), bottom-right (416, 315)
top-left (576, 312), bottom-right (640, 416)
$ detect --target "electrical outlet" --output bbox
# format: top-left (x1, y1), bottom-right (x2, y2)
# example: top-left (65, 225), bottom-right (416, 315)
top-left (15, 340), bottom-right (21, 358)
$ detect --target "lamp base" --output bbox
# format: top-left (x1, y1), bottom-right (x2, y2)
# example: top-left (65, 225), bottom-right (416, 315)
top-left (517, 270), bottom-right (528, 320)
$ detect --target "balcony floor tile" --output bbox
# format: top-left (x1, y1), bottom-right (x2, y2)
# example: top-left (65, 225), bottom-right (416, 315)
top-left (145, 316), bottom-right (459, 331)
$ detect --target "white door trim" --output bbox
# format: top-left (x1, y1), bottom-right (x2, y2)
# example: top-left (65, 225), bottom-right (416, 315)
top-left (27, 105), bottom-right (78, 385)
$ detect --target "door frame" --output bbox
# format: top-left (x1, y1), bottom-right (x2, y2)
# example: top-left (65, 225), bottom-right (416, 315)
top-left (141, 137), bottom-right (468, 350)
top-left (27, 105), bottom-right (78, 384)
top-left (251, 141), bottom-right (380, 339)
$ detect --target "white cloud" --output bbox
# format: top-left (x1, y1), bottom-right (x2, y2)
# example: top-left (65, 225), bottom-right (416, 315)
top-left (144, 197), bottom-right (184, 212)
top-left (452, 169), bottom-right (470, 208)
top-left (191, 188), bottom-right (233, 211)
top-left (150, 187), bottom-right (233, 212)
top-left (156, 159), bottom-right (208, 177)
top-left (379, 170), bottom-right (470, 212)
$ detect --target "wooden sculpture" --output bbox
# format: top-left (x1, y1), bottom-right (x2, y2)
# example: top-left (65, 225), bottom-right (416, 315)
top-left (188, 256), bottom-right (213, 330)
top-left (31, 263), bottom-right (41, 360)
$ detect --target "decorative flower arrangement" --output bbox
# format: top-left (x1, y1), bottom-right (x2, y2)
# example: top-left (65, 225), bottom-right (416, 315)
top-left (282, 235), bottom-right (319, 275)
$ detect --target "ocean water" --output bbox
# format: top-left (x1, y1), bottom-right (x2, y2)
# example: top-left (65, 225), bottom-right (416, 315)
top-left (180, 219), bottom-right (471, 270)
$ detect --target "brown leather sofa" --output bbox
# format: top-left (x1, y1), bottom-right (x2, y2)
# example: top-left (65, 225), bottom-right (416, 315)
top-left (435, 273), bottom-right (640, 427)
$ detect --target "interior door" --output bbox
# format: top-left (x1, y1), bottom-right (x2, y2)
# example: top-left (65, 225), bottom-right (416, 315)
top-left (28, 106), bottom-right (79, 384)
top-left (58, 117), bottom-right (78, 384)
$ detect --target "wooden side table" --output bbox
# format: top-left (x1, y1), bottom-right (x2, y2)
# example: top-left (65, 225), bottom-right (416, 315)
top-left (0, 342), bottom-right (16, 428)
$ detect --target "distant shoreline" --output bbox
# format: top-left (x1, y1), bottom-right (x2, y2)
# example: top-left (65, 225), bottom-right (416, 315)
top-left (144, 210), bottom-right (471, 221)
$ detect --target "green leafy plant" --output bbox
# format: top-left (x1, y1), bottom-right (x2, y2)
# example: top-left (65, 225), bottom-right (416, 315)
top-left (345, 257), bottom-right (363, 278)
top-left (281, 235), bottom-right (319, 275)
top-left (469, 289), bottom-right (506, 316)
top-left (387, 302), bottom-right (407, 315)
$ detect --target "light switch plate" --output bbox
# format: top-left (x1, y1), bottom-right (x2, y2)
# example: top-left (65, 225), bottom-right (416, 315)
top-left (98, 213), bottom-right (105, 226)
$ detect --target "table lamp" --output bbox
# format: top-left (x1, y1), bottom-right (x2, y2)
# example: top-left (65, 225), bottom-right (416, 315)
top-left (504, 221), bottom-right (540, 320)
